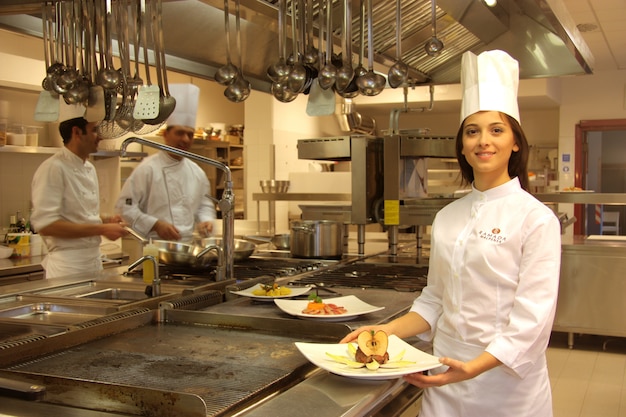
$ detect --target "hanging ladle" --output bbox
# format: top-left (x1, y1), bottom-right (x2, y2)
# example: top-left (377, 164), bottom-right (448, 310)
top-left (387, 0), bottom-right (409, 88)
top-left (424, 0), bottom-right (444, 57)
top-left (215, 0), bottom-right (238, 86)
top-left (333, 0), bottom-right (354, 93)
top-left (142, 0), bottom-right (176, 127)
top-left (356, 0), bottom-right (385, 96)
top-left (286, 0), bottom-right (307, 94)
top-left (224, 0), bottom-right (251, 102)
top-left (270, 0), bottom-right (297, 102)
top-left (317, 0), bottom-right (337, 90)
top-left (353, 0), bottom-right (367, 79)
top-left (266, 0), bottom-right (290, 83)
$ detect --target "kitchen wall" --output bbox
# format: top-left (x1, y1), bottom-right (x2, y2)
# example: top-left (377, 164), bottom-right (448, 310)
top-left (0, 28), bottom-right (246, 237)
top-left (2, 26), bottom-right (626, 239)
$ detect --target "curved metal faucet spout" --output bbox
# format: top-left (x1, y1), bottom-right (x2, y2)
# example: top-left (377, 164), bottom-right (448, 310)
top-left (120, 137), bottom-right (236, 280)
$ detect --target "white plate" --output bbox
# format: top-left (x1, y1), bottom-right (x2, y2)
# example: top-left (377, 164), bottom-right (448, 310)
top-left (558, 189), bottom-right (595, 193)
top-left (295, 335), bottom-right (441, 380)
top-left (230, 283), bottom-right (310, 301)
top-left (274, 295), bottom-right (384, 321)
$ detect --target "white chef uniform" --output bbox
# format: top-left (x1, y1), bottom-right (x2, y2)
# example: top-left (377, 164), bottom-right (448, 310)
top-left (115, 151), bottom-right (216, 241)
top-left (115, 83), bottom-right (216, 241)
top-left (410, 50), bottom-right (562, 417)
top-left (31, 147), bottom-right (104, 278)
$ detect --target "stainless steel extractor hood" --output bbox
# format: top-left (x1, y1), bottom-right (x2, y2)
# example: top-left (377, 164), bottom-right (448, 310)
top-left (0, 0), bottom-right (594, 94)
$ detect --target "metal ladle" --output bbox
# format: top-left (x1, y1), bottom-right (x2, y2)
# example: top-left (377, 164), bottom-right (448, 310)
top-left (356, 0), bottom-right (385, 96)
top-left (387, 0), bottom-right (409, 88)
top-left (424, 0), bottom-right (444, 57)
top-left (286, 0), bottom-right (307, 94)
top-left (96, 0), bottom-right (121, 90)
top-left (317, 0), bottom-right (337, 90)
top-left (303, 0), bottom-right (318, 66)
top-left (224, 0), bottom-right (251, 102)
top-left (334, 0), bottom-right (354, 93)
top-left (142, 0), bottom-right (176, 126)
top-left (266, 0), bottom-right (290, 83)
top-left (215, 0), bottom-right (238, 86)
top-left (353, 0), bottom-right (367, 80)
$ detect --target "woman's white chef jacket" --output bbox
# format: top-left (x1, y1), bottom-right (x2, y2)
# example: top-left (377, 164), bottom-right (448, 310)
top-left (115, 151), bottom-right (216, 241)
top-left (31, 147), bottom-right (104, 278)
top-left (411, 177), bottom-right (561, 417)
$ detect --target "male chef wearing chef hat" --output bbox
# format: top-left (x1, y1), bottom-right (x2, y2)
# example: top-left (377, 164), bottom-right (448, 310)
top-left (115, 84), bottom-right (217, 242)
top-left (342, 50), bottom-right (562, 417)
top-left (31, 102), bottom-right (129, 278)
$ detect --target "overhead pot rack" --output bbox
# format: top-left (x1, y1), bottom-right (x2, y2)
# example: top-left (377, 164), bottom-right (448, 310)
top-left (30, 0), bottom-right (177, 136)
top-left (0, 0), bottom-right (594, 97)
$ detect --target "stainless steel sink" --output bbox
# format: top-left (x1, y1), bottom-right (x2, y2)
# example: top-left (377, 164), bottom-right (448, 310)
top-left (0, 321), bottom-right (68, 344)
top-left (75, 288), bottom-right (149, 301)
top-left (0, 302), bottom-right (118, 325)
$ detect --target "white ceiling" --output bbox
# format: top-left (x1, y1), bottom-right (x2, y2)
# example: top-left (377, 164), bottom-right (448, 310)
top-left (564, 0), bottom-right (626, 71)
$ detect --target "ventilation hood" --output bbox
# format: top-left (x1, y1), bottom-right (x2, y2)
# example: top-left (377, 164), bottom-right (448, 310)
top-left (0, 0), bottom-right (594, 95)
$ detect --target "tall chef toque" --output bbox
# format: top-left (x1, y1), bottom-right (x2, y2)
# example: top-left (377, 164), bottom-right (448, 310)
top-left (166, 83), bottom-right (200, 129)
top-left (58, 100), bottom-right (86, 122)
top-left (460, 49), bottom-right (520, 124)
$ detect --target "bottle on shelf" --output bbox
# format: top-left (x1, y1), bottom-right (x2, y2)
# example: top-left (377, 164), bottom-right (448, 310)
top-left (16, 211), bottom-right (26, 233)
top-left (8, 215), bottom-right (17, 234)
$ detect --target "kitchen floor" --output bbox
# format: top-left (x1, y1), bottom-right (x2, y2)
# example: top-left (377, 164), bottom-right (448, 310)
top-left (548, 332), bottom-right (626, 417)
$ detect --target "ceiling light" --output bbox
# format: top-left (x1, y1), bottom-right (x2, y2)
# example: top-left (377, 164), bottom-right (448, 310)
top-left (483, 0), bottom-right (497, 7)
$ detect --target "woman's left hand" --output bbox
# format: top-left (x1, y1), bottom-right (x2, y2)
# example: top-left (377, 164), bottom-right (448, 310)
top-left (403, 357), bottom-right (472, 388)
top-left (404, 351), bottom-right (501, 388)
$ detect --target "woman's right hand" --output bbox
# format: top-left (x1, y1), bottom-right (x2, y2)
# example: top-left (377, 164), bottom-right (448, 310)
top-left (339, 324), bottom-right (393, 344)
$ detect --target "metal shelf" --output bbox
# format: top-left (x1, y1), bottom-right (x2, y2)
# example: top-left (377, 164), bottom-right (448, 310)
top-left (534, 193), bottom-right (626, 205)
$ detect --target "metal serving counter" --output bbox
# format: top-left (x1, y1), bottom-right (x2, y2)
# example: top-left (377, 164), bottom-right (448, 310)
top-left (555, 235), bottom-right (626, 348)
top-left (0, 242), bottom-right (428, 417)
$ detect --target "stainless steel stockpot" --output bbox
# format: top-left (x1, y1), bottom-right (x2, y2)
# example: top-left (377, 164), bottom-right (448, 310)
top-left (290, 220), bottom-right (343, 259)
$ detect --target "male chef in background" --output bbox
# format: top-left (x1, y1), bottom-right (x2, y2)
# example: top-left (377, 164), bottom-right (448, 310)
top-left (31, 104), bottom-right (128, 278)
top-left (115, 84), bottom-right (216, 241)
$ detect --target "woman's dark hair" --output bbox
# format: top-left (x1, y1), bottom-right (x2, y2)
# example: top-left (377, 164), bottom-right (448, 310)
top-left (58, 117), bottom-right (88, 144)
top-left (455, 112), bottom-right (530, 191)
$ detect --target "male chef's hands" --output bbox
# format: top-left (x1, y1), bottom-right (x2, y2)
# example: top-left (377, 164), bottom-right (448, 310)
top-left (152, 220), bottom-right (181, 241)
top-left (100, 214), bottom-right (129, 241)
top-left (197, 221), bottom-right (214, 237)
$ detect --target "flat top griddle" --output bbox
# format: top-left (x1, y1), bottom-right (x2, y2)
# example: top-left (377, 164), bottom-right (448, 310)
top-left (7, 322), bottom-right (325, 417)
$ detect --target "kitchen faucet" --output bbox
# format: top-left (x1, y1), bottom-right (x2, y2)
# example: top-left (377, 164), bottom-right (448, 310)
top-left (120, 137), bottom-right (235, 281)
top-left (127, 255), bottom-right (160, 296)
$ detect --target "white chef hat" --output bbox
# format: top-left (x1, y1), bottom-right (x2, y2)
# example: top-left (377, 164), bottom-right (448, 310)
top-left (58, 100), bottom-right (86, 122)
top-left (167, 83), bottom-right (200, 129)
top-left (460, 49), bottom-right (520, 124)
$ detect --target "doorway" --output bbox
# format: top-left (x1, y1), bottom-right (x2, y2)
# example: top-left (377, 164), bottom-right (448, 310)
top-left (574, 119), bottom-right (626, 235)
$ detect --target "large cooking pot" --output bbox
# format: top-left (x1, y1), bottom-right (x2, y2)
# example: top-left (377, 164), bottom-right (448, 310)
top-left (199, 237), bottom-right (256, 261)
top-left (290, 220), bottom-right (343, 259)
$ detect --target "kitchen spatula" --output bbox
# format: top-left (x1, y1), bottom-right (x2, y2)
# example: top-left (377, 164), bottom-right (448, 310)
top-left (306, 79), bottom-right (335, 116)
top-left (34, 91), bottom-right (60, 122)
top-left (133, 0), bottom-right (160, 120)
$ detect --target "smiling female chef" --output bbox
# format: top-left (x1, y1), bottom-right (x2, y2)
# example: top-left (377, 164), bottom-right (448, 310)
top-left (342, 50), bottom-right (561, 416)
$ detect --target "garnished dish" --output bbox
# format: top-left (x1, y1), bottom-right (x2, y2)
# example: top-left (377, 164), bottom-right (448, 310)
top-left (301, 294), bottom-right (348, 315)
top-left (274, 295), bottom-right (384, 321)
top-left (560, 186), bottom-right (594, 193)
top-left (295, 333), bottom-right (441, 380)
top-left (230, 283), bottom-right (310, 301)
top-left (252, 283), bottom-right (292, 297)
